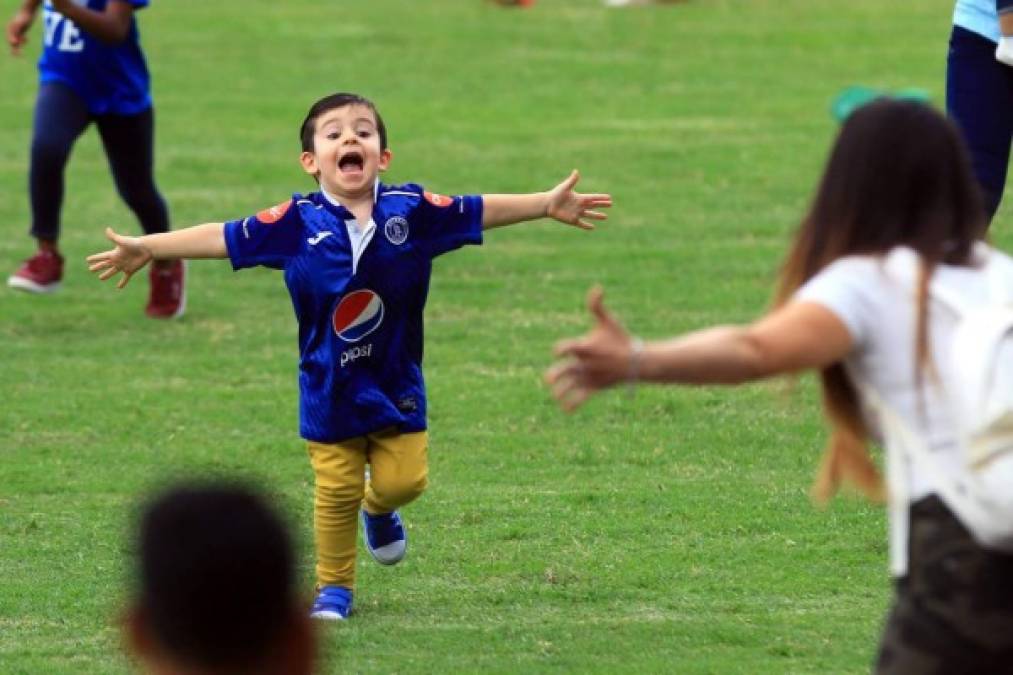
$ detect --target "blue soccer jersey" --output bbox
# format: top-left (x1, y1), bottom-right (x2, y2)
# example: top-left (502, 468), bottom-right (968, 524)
top-left (224, 183), bottom-right (484, 443)
top-left (38, 0), bottom-right (151, 115)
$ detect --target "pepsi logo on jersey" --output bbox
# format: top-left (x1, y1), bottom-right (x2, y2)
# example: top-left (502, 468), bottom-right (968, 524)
top-left (340, 343), bottom-right (372, 367)
top-left (332, 289), bottom-right (384, 342)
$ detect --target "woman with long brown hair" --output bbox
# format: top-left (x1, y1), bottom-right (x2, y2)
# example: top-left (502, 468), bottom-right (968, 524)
top-left (545, 99), bottom-right (1013, 672)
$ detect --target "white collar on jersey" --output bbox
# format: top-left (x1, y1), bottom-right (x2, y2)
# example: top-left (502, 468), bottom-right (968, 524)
top-left (319, 183), bottom-right (378, 275)
top-left (319, 179), bottom-right (379, 211)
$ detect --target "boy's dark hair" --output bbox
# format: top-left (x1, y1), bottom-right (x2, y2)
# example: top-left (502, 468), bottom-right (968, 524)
top-left (300, 92), bottom-right (387, 152)
top-left (136, 483), bottom-right (296, 670)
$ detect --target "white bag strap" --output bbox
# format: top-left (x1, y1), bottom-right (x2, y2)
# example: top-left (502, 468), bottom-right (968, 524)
top-left (852, 376), bottom-right (1002, 557)
top-left (841, 363), bottom-right (912, 575)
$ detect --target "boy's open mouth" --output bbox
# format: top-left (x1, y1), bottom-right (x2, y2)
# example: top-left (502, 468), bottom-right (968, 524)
top-left (338, 152), bottom-right (364, 174)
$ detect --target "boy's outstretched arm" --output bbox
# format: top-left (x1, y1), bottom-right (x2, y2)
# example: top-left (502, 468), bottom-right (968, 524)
top-left (87, 223), bottom-right (226, 289)
top-left (482, 170), bottom-right (611, 230)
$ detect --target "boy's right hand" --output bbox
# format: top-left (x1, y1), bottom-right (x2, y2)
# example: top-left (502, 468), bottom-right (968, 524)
top-left (7, 8), bottom-right (34, 55)
top-left (86, 227), bottom-right (153, 289)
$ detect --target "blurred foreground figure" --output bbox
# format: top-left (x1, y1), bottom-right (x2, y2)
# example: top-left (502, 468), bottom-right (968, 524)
top-left (124, 484), bottom-right (315, 675)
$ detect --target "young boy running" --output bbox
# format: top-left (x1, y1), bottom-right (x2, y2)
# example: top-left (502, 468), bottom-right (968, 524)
top-left (87, 92), bottom-right (611, 620)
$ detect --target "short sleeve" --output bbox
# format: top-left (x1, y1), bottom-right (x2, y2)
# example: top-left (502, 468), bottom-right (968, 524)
top-left (794, 257), bottom-right (884, 351)
top-left (411, 188), bottom-right (484, 258)
top-left (223, 197), bottom-right (305, 271)
top-left (125, 0), bottom-right (150, 9)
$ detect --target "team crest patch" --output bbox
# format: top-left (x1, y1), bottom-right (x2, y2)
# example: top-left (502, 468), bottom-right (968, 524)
top-left (256, 199), bottom-right (292, 224)
top-left (424, 191), bottom-right (453, 207)
top-left (384, 216), bottom-right (409, 245)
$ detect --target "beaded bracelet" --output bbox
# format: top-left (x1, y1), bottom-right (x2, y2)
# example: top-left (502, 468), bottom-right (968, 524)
top-left (628, 337), bottom-right (644, 387)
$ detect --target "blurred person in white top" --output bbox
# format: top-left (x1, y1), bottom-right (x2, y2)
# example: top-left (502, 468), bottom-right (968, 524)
top-left (546, 99), bottom-right (1013, 673)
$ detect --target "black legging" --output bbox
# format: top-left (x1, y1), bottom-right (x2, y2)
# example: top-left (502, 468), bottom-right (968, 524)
top-left (947, 26), bottom-right (1013, 223)
top-left (28, 81), bottom-right (169, 241)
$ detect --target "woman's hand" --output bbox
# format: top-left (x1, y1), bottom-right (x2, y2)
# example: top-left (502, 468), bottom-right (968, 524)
top-left (545, 286), bottom-right (635, 411)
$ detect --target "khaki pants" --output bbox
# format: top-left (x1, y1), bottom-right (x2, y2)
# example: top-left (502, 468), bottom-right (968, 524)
top-left (306, 429), bottom-right (428, 590)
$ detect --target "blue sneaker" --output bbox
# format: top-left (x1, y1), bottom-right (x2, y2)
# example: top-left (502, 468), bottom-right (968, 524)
top-left (310, 585), bottom-right (353, 621)
top-left (361, 509), bottom-right (407, 565)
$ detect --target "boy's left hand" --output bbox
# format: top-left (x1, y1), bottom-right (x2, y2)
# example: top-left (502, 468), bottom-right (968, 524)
top-left (546, 170), bottom-right (612, 230)
top-left (86, 227), bottom-right (153, 289)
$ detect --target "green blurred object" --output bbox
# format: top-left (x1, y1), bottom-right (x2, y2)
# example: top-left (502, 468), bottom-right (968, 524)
top-left (831, 85), bottom-right (931, 122)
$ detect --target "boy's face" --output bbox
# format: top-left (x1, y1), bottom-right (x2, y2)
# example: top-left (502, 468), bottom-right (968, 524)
top-left (300, 104), bottom-right (391, 199)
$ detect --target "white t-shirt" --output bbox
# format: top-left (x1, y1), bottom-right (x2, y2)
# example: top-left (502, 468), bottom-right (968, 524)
top-left (796, 245), bottom-right (1013, 502)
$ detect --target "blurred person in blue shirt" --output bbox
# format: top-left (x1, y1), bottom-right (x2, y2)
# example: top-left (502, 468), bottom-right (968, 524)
top-left (5, 0), bottom-right (183, 317)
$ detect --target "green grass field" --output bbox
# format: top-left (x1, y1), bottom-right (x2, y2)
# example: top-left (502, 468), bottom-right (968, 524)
top-left (2, 1), bottom-right (1011, 672)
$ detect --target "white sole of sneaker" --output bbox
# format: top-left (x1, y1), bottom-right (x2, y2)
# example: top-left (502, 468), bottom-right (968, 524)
top-left (369, 540), bottom-right (406, 565)
top-left (361, 510), bottom-right (407, 565)
top-left (171, 261), bottom-right (187, 319)
top-left (7, 276), bottom-right (61, 294)
top-left (309, 610), bottom-right (347, 621)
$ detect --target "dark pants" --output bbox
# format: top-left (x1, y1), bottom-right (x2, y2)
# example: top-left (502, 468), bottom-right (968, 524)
top-left (874, 496), bottom-right (1013, 674)
top-left (1000, 1), bottom-right (1013, 15)
top-left (946, 26), bottom-right (1013, 223)
top-left (29, 82), bottom-right (169, 241)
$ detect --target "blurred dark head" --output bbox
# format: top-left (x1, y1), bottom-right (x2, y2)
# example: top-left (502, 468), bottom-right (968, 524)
top-left (129, 483), bottom-right (311, 674)
top-left (300, 92), bottom-right (388, 153)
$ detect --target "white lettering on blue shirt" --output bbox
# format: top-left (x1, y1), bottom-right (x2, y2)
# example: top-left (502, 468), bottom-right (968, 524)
top-left (42, 9), bottom-right (85, 52)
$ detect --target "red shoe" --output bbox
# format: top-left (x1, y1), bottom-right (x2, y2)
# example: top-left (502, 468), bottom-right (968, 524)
top-left (146, 260), bottom-right (186, 319)
top-left (7, 249), bottom-right (64, 293)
